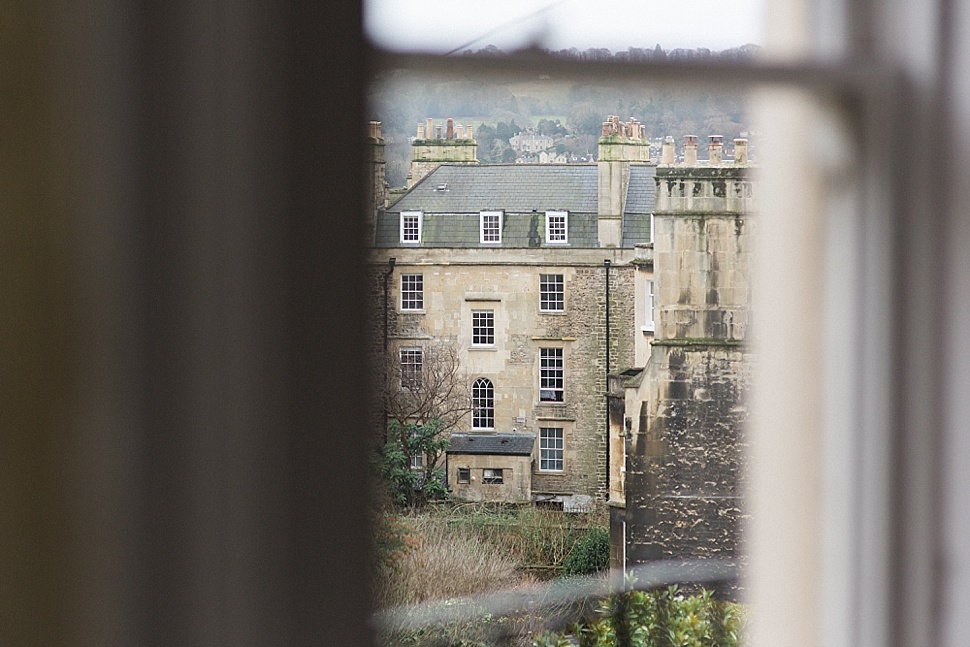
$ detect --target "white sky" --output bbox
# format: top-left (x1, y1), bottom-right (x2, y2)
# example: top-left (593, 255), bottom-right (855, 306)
top-left (365, 0), bottom-right (765, 54)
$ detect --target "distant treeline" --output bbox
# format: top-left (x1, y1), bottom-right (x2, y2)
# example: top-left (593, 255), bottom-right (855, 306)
top-left (370, 44), bottom-right (757, 186)
top-left (457, 43), bottom-right (762, 63)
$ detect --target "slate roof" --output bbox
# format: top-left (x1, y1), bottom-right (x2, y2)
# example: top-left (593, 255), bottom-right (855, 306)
top-left (447, 433), bottom-right (536, 456)
top-left (375, 163), bottom-right (657, 249)
top-left (396, 164), bottom-right (599, 214)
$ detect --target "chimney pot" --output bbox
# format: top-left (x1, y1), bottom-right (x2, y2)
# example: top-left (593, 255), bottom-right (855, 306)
top-left (446, 118), bottom-right (454, 139)
top-left (456, 124), bottom-right (465, 139)
top-left (684, 135), bottom-right (698, 165)
top-left (661, 135), bottom-right (675, 164)
top-left (435, 125), bottom-right (442, 138)
top-left (426, 118), bottom-right (434, 139)
top-left (467, 125), bottom-right (473, 140)
top-left (733, 138), bottom-right (749, 164)
top-left (708, 135), bottom-right (723, 164)
top-left (417, 124), bottom-right (425, 139)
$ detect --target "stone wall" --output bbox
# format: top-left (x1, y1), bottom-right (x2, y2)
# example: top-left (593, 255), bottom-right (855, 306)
top-left (367, 248), bottom-right (639, 500)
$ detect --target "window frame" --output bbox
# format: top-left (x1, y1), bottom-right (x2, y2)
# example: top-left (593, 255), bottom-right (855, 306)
top-left (480, 210), bottom-right (503, 244)
top-left (471, 377), bottom-right (495, 430)
top-left (399, 210), bottom-right (422, 244)
top-left (482, 468), bottom-right (504, 484)
top-left (456, 467), bottom-right (471, 484)
top-left (400, 273), bottom-right (424, 311)
top-left (642, 279), bottom-right (655, 333)
top-left (539, 427), bottom-right (564, 472)
top-left (545, 210), bottom-right (568, 244)
top-left (539, 273), bottom-right (564, 312)
top-left (399, 346), bottom-right (423, 390)
top-left (539, 347), bottom-right (564, 403)
top-left (471, 309), bottom-right (495, 346)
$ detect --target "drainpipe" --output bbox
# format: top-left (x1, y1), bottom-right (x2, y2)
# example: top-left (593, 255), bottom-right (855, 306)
top-left (604, 258), bottom-right (611, 500)
top-left (383, 257), bottom-right (396, 351)
top-left (383, 258), bottom-right (395, 441)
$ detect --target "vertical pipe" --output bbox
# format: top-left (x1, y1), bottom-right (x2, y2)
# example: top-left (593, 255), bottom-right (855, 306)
top-left (604, 259), bottom-right (611, 499)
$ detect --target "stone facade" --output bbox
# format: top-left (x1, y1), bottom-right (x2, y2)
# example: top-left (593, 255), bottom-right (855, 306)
top-left (611, 139), bottom-right (754, 566)
top-left (369, 116), bottom-right (654, 507)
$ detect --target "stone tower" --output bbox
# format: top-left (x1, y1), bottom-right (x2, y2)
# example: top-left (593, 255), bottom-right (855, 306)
top-left (406, 117), bottom-right (478, 188)
top-left (625, 136), bottom-right (754, 563)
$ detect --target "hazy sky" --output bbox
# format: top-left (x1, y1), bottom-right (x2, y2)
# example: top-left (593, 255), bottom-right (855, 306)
top-left (365, 0), bottom-right (765, 54)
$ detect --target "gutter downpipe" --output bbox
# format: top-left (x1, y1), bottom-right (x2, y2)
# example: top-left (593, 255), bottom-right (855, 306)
top-left (604, 258), bottom-right (611, 500)
top-left (383, 257), bottom-right (396, 441)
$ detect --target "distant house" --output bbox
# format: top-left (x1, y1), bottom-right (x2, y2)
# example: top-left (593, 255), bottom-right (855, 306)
top-left (509, 130), bottom-right (554, 153)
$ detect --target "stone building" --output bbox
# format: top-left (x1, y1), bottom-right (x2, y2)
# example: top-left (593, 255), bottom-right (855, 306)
top-left (607, 135), bottom-right (755, 567)
top-left (368, 116), bottom-right (655, 510)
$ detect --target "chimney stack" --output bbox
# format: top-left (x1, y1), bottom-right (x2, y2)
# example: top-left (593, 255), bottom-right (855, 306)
top-left (446, 118), bottom-right (454, 139)
top-left (368, 121), bottom-right (382, 140)
top-left (733, 138), bottom-right (748, 164)
top-left (661, 136), bottom-right (675, 164)
top-left (709, 135), bottom-right (723, 164)
top-left (684, 135), bottom-right (698, 165)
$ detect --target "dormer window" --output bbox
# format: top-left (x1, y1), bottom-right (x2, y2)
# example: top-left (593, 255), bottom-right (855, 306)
top-left (480, 210), bottom-right (502, 244)
top-left (400, 210), bottom-right (422, 244)
top-left (545, 210), bottom-right (568, 244)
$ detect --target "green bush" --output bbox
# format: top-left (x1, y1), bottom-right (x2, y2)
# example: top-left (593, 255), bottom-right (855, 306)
top-left (562, 526), bottom-right (610, 576)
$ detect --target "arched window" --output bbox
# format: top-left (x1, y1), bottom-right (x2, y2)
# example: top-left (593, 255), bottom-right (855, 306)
top-left (471, 378), bottom-right (494, 430)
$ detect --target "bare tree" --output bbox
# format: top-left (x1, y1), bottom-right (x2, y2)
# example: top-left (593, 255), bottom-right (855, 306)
top-left (384, 341), bottom-right (469, 431)
top-left (382, 339), bottom-right (470, 439)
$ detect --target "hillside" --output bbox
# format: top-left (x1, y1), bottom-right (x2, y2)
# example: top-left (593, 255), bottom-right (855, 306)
top-left (368, 45), bottom-right (756, 186)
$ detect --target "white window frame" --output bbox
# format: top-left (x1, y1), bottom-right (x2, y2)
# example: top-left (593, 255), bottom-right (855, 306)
top-left (480, 210), bottom-right (502, 244)
top-left (400, 273), bottom-right (423, 311)
top-left (539, 348), bottom-right (564, 402)
top-left (410, 453), bottom-right (423, 470)
top-left (539, 274), bottom-right (564, 312)
top-left (471, 309), bottom-right (494, 346)
top-left (642, 280), bottom-right (655, 332)
top-left (399, 346), bottom-right (422, 390)
top-left (471, 377), bottom-right (494, 430)
top-left (545, 210), bottom-right (568, 244)
top-left (539, 427), bottom-right (564, 472)
top-left (399, 210), bottom-right (422, 244)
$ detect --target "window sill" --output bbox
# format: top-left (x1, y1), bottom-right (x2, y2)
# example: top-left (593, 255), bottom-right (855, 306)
top-left (539, 310), bottom-right (566, 315)
top-left (469, 345), bottom-right (497, 351)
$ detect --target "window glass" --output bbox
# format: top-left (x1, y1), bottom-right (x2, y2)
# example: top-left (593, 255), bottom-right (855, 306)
top-left (472, 310), bottom-right (495, 345)
top-left (399, 347), bottom-right (423, 389)
top-left (400, 210), bottom-right (421, 243)
top-left (482, 468), bottom-right (504, 484)
top-left (539, 348), bottom-right (564, 402)
top-left (472, 377), bottom-right (494, 429)
top-left (539, 274), bottom-right (564, 312)
top-left (545, 210), bottom-right (568, 244)
top-left (480, 210), bottom-right (502, 244)
top-left (400, 273), bottom-right (423, 310)
top-left (539, 427), bottom-right (564, 471)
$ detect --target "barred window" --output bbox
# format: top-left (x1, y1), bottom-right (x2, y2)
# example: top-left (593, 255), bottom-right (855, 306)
top-left (539, 427), bottom-right (564, 471)
top-left (539, 348), bottom-right (564, 402)
top-left (399, 347), bottom-right (422, 390)
top-left (472, 310), bottom-right (494, 346)
top-left (539, 274), bottom-right (564, 312)
top-left (400, 273), bottom-right (423, 311)
top-left (472, 377), bottom-right (494, 429)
